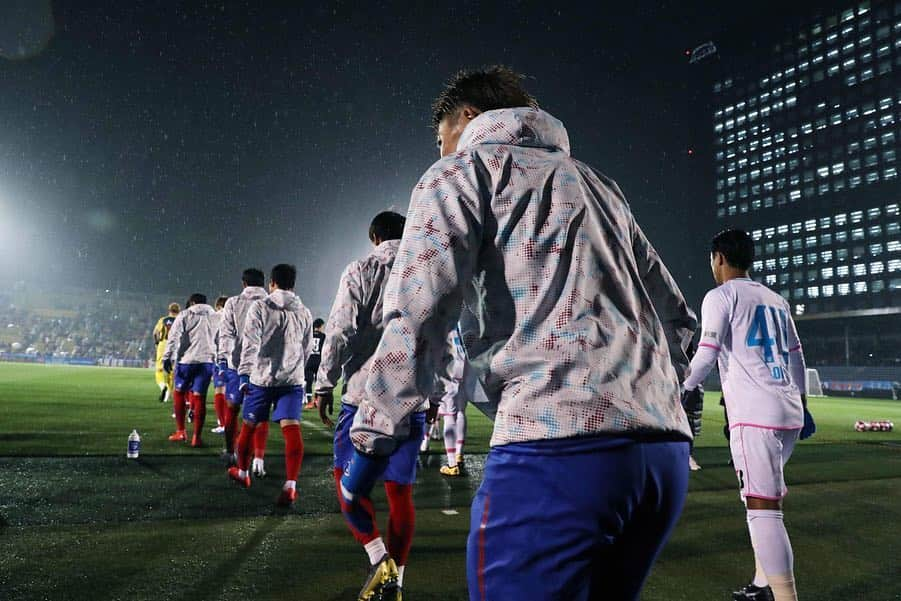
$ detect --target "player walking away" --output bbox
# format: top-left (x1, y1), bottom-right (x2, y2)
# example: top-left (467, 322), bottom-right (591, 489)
top-left (152, 303), bottom-right (180, 402)
top-left (303, 318), bottom-right (325, 409)
top-left (438, 328), bottom-right (469, 477)
top-left (210, 295), bottom-right (229, 435)
top-left (314, 211), bottom-right (422, 601)
top-left (683, 229), bottom-right (816, 601)
top-left (228, 264), bottom-right (312, 507)
top-left (340, 66), bottom-right (697, 601)
top-left (162, 294), bottom-right (217, 447)
top-left (217, 269), bottom-right (268, 468)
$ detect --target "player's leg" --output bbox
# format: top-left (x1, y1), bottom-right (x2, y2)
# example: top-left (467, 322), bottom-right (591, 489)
top-left (188, 364), bottom-right (213, 447)
top-left (588, 440), bottom-right (690, 600)
top-left (168, 364), bottom-right (190, 441)
top-left (252, 420), bottom-right (270, 476)
top-left (383, 411), bottom-right (425, 590)
top-left (212, 367), bottom-right (227, 433)
top-left (440, 411), bottom-right (459, 475)
top-left (154, 362), bottom-right (168, 402)
top-left (273, 385), bottom-right (304, 506)
top-left (455, 405), bottom-right (467, 466)
top-left (228, 384), bottom-right (271, 488)
top-left (731, 426), bottom-right (799, 601)
top-left (222, 369), bottom-right (242, 463)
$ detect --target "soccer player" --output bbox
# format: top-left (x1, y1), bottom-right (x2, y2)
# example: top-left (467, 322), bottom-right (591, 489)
top-left (210, 295), bottom-right (229, 435)
top-left (217, 269), bottom-right (268, 469)
top-left (314, 211), bottom-right (423, 600)
top-left (303, 318), bottom-right (325, 409)
top-left (152, 303), bottom-right (180, 402)
top-left (341, 66), bottom-right (697, 600)
top-left (438, 328), bottom-right (468, 477)
top-left (161, 293), bottom-right (217, 447)
top-left (228, 264), bottom-right (312, 507)
top-left (683, 229), bottom-right (815, 601)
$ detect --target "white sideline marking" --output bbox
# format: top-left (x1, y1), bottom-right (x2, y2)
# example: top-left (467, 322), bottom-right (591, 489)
top-left (301, 419), bottom-right (334, 438)
top-left (441, 509), bottom-right (459, 515)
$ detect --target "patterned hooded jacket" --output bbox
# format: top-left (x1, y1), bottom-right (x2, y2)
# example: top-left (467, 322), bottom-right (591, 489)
top-left (352, 107), bottom-right (696, 455)
top-left (217, 286), bottom-right (268, 369)
top-left (316, 239), bottom-right (404, 407)
top-left (162, 303), bottom-right (217, 365)
top-left (238, 289), bottom-right (313, 388)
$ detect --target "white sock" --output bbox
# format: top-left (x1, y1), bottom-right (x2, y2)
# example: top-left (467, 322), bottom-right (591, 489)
top-left (283, 480), bottom-right (296, 491)
top-left (455, 410), bottom-right (467, 455)
top-left (237, 469), bottom-right (248, 479)
top-left (752, 551), bottom-right (768, 587)
top-left (364, 537), bottom-right (387, 565)
top-left (252, 458), bottom-right (264, 472)
top-left (747, 510), bottom-right (796, 601)
top-left (397, 565), bottom-right (405, 587)
top-left (163, 388), bottom-right (170, 403)
top-left (419, 429), bottom-right (429, 453)
top-left (443, 415), bottom-right (457, 466)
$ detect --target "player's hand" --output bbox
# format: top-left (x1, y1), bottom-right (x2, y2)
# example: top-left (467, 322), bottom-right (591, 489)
top-left (162, 359), bottom-right (173, 374)
top-left (316, 392), bottom-right (334, 427)
top-left (800, 407), bottom-right (816, 440)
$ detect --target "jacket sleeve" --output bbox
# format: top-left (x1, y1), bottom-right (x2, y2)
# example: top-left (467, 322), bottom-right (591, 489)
top-left (684, 288), bottom-right (730, 390)
top-left (152, 318), bottom-right (163, 345)
top-left (631, 218), bottom-right (698, 383)
top-left (217, 298), bottom-right (238, 366)
top-left (785, 305), bottom-right (807, 394)
top-left (238, 301), bottom-right (263, 377)
top-left (352, 155), bottom-right (483, 456)
top-left (315, 263), bottom-right (363, 393)
top-left (162, 313), bottom-right (184, 362)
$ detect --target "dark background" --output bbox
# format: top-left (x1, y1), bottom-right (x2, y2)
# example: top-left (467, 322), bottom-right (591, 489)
top-left (0, 0), bottom-right (853, 317)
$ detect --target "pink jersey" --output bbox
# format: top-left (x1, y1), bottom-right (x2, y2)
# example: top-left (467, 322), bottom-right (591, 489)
top-left (688, 278), bottom-right (804, 430)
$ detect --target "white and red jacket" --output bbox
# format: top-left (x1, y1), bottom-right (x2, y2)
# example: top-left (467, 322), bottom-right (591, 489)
top-left (162, 303), bottom-right (217, 365)
top-left (217, 286), bottom-right (268, 369)
top-left (238, 289), bottom-right (313, 388)
top-left (352, 107), bottom-right (697, 454)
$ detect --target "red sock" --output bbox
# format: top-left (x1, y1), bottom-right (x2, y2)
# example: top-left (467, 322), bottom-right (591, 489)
top-left (282, 423), bottom-right (303, 482)
top-left (173, 390), bottom-right (187, 431)
top-left (224, 403), bottom-right (241, 454)
top-left (190, 393), bottom-right (206, 442)
top-left (213, 393), bottom-right (227, 427)
top-left (235, 423), bottom-right (255, 471)
top-left (253, 421), bottom-right (270, 458)
top-left (334, 467), bottom-right (379, 544)
top-left (385, 481), bottom-right (415, 566)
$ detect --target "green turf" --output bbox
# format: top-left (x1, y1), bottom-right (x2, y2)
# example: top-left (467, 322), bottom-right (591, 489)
top-left (0, 363), bottom-right (899, 600)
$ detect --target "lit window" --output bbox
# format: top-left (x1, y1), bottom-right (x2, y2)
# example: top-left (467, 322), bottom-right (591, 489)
top-left (852, 228), bottom-right (865, 240)
top-left (766, 259), bottom-right (776, 270)
top-left (838, 283), bottom-right (851, 295)
top-left (753, 260), bottom-right (764, 271)
top-left (791, 222), bottom-right (803, 234)
top-left (836, 230), bottom-right (849, 243)
top-left (835, 213), bottom-right (847, 226)
top-left (822, 267), bottom-right (834, 279)
top-left (752, 229), bottom-right (763, 240)
top-left (807, 286), bottom-right (820, 298)
top-left (850, 210), bottom-right (864, 223)
top-left (868, 225), bottom-right (883, 237)
top-left (793, 255), bottom-right (804, 266)
top-left (821, 233), bottom-right (833, 245)
top-left (765, 227), bottom-right (776, 238)
top-left (854, 281), bottom-right (868, 294)
top-left (872, 280), bottom-right (885, 293)
top-left (838, 265), bottom-right (850, 277)
top-left (888, 240), bottom-right (901, 252)
top-left (887, 222), bottom-right (900, 235)
top-left (888, 259), bottom-right (901, 272)
top-left (871, 243), bottom-right (884, 255)
top-left (887, 204), bottom-right (899, 216)
top-left (807, 253), bottom-right (817, 265)
top-left (766, 274), bottom-right (777, 285)
top-left (849, 175), bottom-right (862, 187)
top-left (821, 250), bottom-right (833, 262)
top-left (795, 303), bottom-right (806, 315)
top-left (806, 235), bottom-right (817, 247)
top-left (866, 171), bottom-right (879, 184)
top-left (837, 248), bottom-right (849, 260)
top-left (853, 263), bottom-right (867, 276)
top-left (778, 224), bottom-right (789, 235)
top-left (886, 167), bottom-right (898, 180)
top-left (871, 261), bottom-right (885, 274)
top-left (822, 284), bottom-right (834, 297)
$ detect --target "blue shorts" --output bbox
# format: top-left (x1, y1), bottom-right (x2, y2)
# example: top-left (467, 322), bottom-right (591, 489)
top-left (221, 368), bottom-right (242, 404)
top-left (173, 363), bottom-right (215, 395)
top-left (334, 403), bottom-right (425, 485)
top-left (467, 437), bottom-right (689, 601)
top-left (242, 383), bottom-right (304, 424)
top-left (213, 368), bottom-right (228, 388)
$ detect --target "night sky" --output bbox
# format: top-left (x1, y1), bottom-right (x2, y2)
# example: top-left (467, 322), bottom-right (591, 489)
top-left (0, 0), bottom-right (851, 317)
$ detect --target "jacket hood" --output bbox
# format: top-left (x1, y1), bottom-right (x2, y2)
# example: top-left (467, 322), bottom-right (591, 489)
top-left (188, 303), bottom-right (215, 316)
top-left (267, 289), bottom-right (300, 310)
top-left (240, 286), bottom-right (267, 299)
top-left (457, 108), bottom-right (570, 156)
top-left (372, 238), bottom-right (401, 260)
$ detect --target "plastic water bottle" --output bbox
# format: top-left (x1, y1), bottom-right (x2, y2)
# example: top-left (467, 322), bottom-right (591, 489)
top-left (127, 429), bottom-right (141, 459)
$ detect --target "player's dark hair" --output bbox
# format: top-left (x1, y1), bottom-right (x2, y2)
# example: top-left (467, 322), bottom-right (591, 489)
top-left (270, 264), bottom-right (296, 290)
top-left (313, 318), bottom-right (325, 329)
top-left (369, 211), bottom-right (406, 243)
top-left (711, 229), bottom-right (754, 271)
top-left (187, 293), bottom-right (207, 307)
top-left (432, 65), bottom-right (538, 130)
top-left (215, 295), bottom-right (229, 310)
top-left (242, 268), bottom-right (265, 287)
